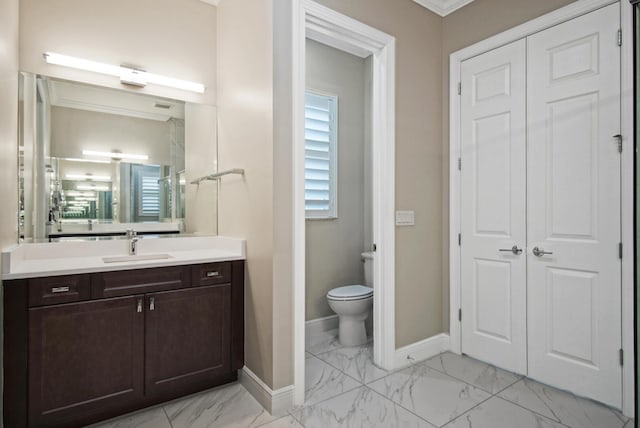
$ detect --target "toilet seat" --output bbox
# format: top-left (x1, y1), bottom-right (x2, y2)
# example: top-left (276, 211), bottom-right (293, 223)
top-left (327, 285), bottom-right (373, 301)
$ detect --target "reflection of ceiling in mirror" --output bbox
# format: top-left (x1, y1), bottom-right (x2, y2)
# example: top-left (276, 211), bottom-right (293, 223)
top-left (45, 78), bottom-right (185, 122)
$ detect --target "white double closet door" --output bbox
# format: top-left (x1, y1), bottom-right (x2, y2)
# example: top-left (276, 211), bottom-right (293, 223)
top-left (460, 4), bottom-right (622, 408)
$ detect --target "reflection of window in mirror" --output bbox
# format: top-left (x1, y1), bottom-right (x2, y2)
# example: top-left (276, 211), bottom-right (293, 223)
top-left (132, 164), bottom-right (161, 222)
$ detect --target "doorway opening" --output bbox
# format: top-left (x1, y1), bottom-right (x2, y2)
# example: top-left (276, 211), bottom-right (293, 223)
top-left (292, 0), bottom-right (396, 405)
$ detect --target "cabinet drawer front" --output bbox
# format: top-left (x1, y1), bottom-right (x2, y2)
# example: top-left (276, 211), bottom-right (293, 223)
top-left (92, 266), bottom-right (190, 298)
top-left (192, 262), bottom-right (231, 286)
top-left (28, 275), bottom-right (91, 307)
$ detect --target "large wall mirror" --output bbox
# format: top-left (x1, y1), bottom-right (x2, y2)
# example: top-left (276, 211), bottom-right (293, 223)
top-left (19, 72), bottom-right (217, 242)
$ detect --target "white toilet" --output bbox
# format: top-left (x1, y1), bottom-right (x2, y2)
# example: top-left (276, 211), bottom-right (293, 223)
top-left (327, 252), bottom-right (374, 347)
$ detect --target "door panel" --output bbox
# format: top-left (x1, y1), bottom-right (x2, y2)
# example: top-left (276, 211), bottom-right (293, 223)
top-left (527, 3), bottom-right (621, 407)
top-left (28, 297), bottom-right (144, 428)
top-left (145, 285), bottom-right (231, 401)
top-left (460, 39), bottom-right (527, 374)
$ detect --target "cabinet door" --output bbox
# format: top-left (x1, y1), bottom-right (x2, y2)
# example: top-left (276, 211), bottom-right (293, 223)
top-left (145, 285), bottom-right (231, 401)
top-left (29, 296), bottom-right (144, 428)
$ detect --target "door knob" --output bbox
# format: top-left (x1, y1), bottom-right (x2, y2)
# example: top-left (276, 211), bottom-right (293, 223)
top-left (499, 245), bottom-right (523, 255)
top-left (532, 246), bottom-right (553, 257)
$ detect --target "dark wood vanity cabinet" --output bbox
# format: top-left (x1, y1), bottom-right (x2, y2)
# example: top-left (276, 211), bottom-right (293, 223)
top-left (4, 260), bottom-right (245, 428)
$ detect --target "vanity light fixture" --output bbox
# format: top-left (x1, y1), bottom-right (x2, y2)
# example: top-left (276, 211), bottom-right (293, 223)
top-left (82, 150), bottom-right (149, 161)
top-left (43, 52), bottom-right (205, 93)
top-left (77, 185), bottom-right (109, 191)
top-left (66, 174), bottom-right (112, 181)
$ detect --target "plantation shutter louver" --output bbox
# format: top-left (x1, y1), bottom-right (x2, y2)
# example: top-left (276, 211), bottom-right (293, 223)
top-left (304, 91), bottom-right (337, 218)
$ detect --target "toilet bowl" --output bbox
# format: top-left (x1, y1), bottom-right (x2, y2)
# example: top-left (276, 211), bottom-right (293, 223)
top-left (327, 252), bottom-right (374, 347)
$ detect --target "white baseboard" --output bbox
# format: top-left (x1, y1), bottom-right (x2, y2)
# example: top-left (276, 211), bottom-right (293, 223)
top-left (393, 333), bottom-right (450, 370)
top-left (305, 314), bottom-right (338, 339)
top-left (239, 367), bottom-right (294, 417)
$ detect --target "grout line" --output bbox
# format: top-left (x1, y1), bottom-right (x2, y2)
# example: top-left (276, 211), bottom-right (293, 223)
top-left (433, 392), bottom-right (495, 428)
top-left (492, 375), bottom-right (525, 396)
top-left (487, 396), bottom-right (573, 428)
top-left (162, 406), bottom-right (175, 428)
top-left (421, 356), bottom-right (524, 397)
top-left (364, 384), bottom-right (439, 428)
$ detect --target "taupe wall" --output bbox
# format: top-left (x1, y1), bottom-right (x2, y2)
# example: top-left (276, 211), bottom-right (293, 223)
top-left (305, 39), bottom-right (368, 321)
top-left (216, 0), bottom-right (277, 388)
top-left (0, 0), bottom-right (19, 423)
top-left (440, 0), bottom-right (576, 331)
top-left (313, 0), bottom-right (444, 347)
top-left (19, 0), bottom-right (216, 105)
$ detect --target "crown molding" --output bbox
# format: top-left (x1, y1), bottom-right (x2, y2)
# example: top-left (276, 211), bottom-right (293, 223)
top-left (199, 0), bottom-right (220, 6)
top-left (412, 0), bottom-right (476, 16)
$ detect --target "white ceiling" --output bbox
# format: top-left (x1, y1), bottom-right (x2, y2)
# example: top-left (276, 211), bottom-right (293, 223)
top-left (412, 0), bottom-right (476, 16)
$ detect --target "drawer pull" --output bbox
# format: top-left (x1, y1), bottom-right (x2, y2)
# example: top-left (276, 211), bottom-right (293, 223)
top-left (137, 299), bottom-right (143, 313)
top-left (206, 271), bottom-right (220, 277)
top-left (149, 297), bottom-right (155, 311)
top-left (51, 286), bottom-right (70, 293)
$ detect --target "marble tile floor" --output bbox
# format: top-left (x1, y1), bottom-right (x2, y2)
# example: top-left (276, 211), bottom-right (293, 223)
top-left (90, 329), bottom-right (633, 428)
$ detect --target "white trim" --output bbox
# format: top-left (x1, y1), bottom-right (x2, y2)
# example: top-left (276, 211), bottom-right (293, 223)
top-left (305, 315), bottom-right (339, 339)
top-left (449, 0), bottom-right (634, 417)
top-left (293, 0), bottom-right (397, 406)
top-left (394, 333), bottom-right (451, 370)
top-left (412, 0), bottom-right (476, 17)
top-left (620, 0), bottom-right (635, 418)
top-left (239, 367), bottom-right (295, 417)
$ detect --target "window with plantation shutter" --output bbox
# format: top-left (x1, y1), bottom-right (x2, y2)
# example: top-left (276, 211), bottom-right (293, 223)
top-left (305, 91), bottom-right (337, 219)
top-left (140, 176), bottom-right (160, 217)
top-left (131, 164), bottom-right (161, 221)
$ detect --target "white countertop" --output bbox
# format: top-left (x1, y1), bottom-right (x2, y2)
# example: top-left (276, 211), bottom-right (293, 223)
top-left (1, 236), bottom-right (246, 280)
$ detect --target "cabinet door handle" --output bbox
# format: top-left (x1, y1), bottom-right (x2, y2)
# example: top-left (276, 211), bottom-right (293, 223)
top-left (149, 297), bottom-right (155, 311)
top-left (137, 299), bottom-right (143, 313)
top-left (206, 271), bottom-right (220, 277)
top-left (51, 286), bottom-right (70, 293)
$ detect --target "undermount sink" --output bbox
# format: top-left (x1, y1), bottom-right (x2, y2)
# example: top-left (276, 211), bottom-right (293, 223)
top-left (102, 253), bottom-right (173, 263)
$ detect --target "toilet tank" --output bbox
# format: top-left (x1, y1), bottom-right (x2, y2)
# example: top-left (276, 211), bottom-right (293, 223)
top-left (361, 252), bottom-right (374, 287)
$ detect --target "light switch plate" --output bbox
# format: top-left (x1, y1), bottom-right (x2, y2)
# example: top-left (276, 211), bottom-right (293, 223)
top-left (396, 210), bottom-right (415, 226)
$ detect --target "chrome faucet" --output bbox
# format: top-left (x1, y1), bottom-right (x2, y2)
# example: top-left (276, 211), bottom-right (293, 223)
top-left (127, 229), bottom-right (138, 256)
top-left (88, 219), bottom-right (93, 231)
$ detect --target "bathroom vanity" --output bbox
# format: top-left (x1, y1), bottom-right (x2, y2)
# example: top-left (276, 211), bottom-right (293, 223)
top-left (2, 236), bottom-right (245, 428)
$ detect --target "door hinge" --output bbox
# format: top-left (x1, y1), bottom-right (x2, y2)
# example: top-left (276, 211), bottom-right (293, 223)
top-left (619, 348), bottom-right (624, 366)
top-left (614, 134), bottom-right (622, 153)
top-left (458, 233), bottom-right (462, 246)
top-left (617, 29), bottom-right (622, 47)
top-left (619, 242), bottom-right (623, 259)
top-left (458, 82), bottom-right (461, 95)
top-left (458, 308), bottom-right (462, 322)
top-left (373, 243), bottom-right (377, 252)
top-left (458, 157), bottom-right (461, 171)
